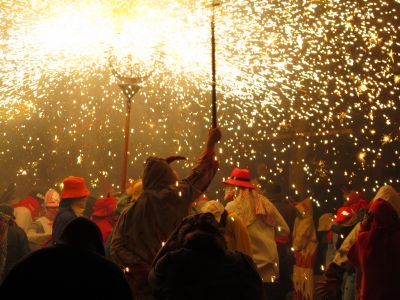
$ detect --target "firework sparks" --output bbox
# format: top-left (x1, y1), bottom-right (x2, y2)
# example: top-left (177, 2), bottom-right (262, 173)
top-left (0, 0), bottom-right (399, 198)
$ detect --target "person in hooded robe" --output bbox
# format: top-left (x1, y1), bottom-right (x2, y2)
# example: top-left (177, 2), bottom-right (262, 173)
top-left (348, 198), bottom-right (400, 299)
top-left (0, 217), bottom-right (132, 300)
top-left (110, 128), bottom-right (221, 299)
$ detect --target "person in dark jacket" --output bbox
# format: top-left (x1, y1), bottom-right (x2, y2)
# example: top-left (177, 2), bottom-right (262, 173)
top-left (0, 205), bottom-right (30, 282)
top-left (149, 213), bottom-right (266, 300)
top-left (52, 176), bottom-right (90, 244)
top-left (0, 217), bottom-right (133, 300)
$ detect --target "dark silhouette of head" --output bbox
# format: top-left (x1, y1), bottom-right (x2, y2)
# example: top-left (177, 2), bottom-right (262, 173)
top-left (59, 217), bottom-right (105, 256)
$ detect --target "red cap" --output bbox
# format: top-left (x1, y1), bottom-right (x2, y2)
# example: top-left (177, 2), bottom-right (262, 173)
top-left (61, 176), bottom-right (90, 199)
top-left (334, 207), bottom-right (355, 224)
top-left (92, 195), bottom-right (117, 217)
top-left (224, 168), bottom-right (256, 189)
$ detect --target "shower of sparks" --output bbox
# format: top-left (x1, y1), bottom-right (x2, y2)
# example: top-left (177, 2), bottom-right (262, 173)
top-left (0, 0), bottom-right (399, 202)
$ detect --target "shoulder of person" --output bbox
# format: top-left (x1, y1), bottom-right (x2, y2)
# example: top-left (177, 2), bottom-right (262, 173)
top-left (154, 248), bottom-right (191, 272)
top-left (225, 251), bottom-right (258, 273)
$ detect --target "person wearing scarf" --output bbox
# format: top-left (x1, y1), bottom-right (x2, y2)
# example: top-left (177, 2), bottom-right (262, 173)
top-left (223, 167), bottom-right (289, 299)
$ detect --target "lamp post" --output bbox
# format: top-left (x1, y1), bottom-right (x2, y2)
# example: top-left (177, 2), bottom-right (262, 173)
top-left (117, 79), bottom-right (141, 193)
top-left (110, 53), bottom-right (150, 193)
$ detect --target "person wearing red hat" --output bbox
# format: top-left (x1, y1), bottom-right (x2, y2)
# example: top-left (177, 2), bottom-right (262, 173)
top-left (223, 167), bottom-right (289, 298)
top-left (27, 189), bottom-right (61, 250)
top-left (111, 128), bottom-right (221, 299)
top-left (317, 185), bottom-right (400, 299)
top-left (52, 176), bottom-right (90, 244)
top-left (328, 205), bottom-right (360, 300)
top-left (13, 191), bottom-right (44, 232)
top-left (91, 194), bottom-right (117, 244)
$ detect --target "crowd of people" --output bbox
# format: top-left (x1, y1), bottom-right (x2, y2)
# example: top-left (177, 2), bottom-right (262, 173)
top-left (0, 127), bottom-right (399, 300)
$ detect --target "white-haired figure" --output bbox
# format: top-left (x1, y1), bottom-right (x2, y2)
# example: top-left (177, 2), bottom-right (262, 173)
top-left (223, 167), bottom-right (289, 298)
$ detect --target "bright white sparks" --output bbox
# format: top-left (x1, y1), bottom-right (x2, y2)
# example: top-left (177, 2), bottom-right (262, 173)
top-left (0, 0), bottom-right (399, 195)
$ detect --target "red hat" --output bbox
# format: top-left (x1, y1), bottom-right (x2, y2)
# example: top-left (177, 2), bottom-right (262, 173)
top-left (44, 189), bottom-right (60, 207)
top-left (61, 176), bottom-right (90, 199)
top-left (224, 168), bottom-right (256, 189)
top-left (92, 195), bottom-right (117, 217)
top-left (334, 207), bottom-right (355, 224)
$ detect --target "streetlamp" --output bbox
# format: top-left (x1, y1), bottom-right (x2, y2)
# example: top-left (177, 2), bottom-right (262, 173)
top-left (110, 59), bottom-right (149, 193)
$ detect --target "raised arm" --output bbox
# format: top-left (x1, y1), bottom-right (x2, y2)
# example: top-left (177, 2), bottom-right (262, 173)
top-left (176, 128), bottom-right (221, 203)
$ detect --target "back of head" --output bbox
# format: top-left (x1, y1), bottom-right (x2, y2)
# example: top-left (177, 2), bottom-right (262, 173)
top-left (0, 204), bottom-right (14, 218)
top-left (91, 194), bottom-right (117, 218)
top-left (28, 190), bottom-right (45, 206)
top-left (154, 213), bottom-right (227, 264)
top-left (370, 199), bottom-right (398, 229)
top-left (179, 213), bottom-right (226, 257)
top-left (143, 157), bottom-right (178, 190)
top-left (373, 185), bottom-right (400, 217)
top-left (60, 217), bottom-right (105, 256)
top-left (201, 200), bottom-right (225, 222)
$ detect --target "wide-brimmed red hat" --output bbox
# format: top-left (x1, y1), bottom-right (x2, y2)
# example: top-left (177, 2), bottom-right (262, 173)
top-left (92, 195), bottom-right (117, 217)
top-left (224, 168), bottom-right (256, 189)
top-left (61, 176), bottom-right (90, 199)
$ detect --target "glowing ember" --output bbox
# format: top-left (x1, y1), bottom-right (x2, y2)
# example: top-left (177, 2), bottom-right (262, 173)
top-left (0, 0), bottom-right (398, 198)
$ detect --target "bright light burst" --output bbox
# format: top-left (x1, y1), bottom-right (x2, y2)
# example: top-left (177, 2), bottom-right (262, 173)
top-left (0, 0), bottom-right (399, 201)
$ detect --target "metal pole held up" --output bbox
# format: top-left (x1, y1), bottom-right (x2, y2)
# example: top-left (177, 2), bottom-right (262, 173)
top-left (211, 1), bottom-right (220, 128)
